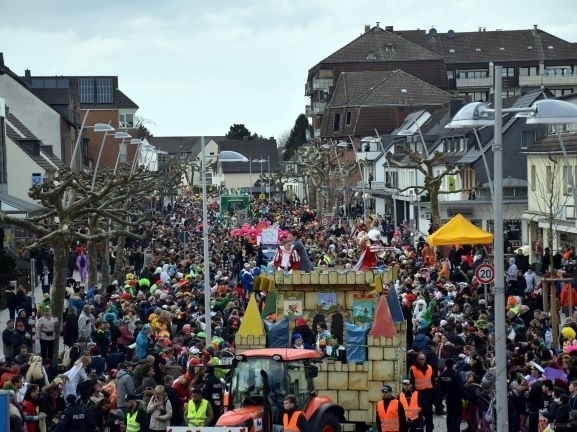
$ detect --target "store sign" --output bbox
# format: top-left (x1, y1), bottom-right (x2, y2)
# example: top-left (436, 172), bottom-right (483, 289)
top-left (447, 207), bottom-right (473, 217)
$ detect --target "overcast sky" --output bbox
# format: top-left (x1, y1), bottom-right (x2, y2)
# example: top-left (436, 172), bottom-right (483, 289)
top-left (2, 0), bottom-right (576, 140)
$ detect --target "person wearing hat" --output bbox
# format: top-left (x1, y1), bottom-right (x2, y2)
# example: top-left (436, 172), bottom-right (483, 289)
top-left (439, 359), bottom-right (465, 432)
top-left (67, 334), bottom-right (87, 367)
top-left (376, 384), bottom-right (407, 432)
top-left (185, 387), bottom-right (214, 427)
top-left (125, 393), bottom-right (149, 432)
top-left (399, 379), bottom-right (425, 432)
top-left (282, 394), bottom-right (308, 432)
top-left (200, 366), bottom-right (224, 425)
top-left (53, 392), bottom-right (94, 432)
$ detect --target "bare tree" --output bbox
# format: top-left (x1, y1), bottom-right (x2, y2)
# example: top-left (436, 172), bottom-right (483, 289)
top-left (293, 141), bottom-right (357, 214)
top-left (0, 165), bottom-right (183, 362)
top-left (386, 148), bottom-right (475, 226)
top-left (528, 155), bottom-right (571, 274)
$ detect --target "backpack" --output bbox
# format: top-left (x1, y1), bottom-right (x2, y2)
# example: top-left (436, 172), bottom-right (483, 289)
top-left (60, 347), bottom-right (72, 368)
top-left (79, 255), bottom-right (86, 267)
top-left (60, 345), bottom-right (78, 368)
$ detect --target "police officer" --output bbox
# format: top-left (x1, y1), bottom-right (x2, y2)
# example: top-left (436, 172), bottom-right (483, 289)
top-left (376, 385), bottom-right (407, 432)
top-left (439, 359), bottom-right (465, 432)
top-left (53, 395), bottom-right (94, 432)
top-left (398, 379), bottom-right (425, 432)
top-left (201, 366), bottom-right (224, 425)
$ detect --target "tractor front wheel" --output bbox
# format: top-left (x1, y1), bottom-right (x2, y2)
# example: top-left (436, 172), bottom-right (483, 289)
top-left (318, 412), bottom-right (341, 432)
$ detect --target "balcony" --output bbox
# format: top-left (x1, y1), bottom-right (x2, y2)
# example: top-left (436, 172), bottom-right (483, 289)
top-left (313, 77), bottom-right (333, 91)
top-left (310, 102), bottom-right (326, 115)
top-left (519, 73), bottom-right (577, 87)
top-left (456, 76), bottom-right (493, 88)
top-left (356, 150), bottom-right (382, 162)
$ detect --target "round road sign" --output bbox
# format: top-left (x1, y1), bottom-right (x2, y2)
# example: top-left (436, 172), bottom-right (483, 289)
top-left (475, 263), bottom-right (495, 284)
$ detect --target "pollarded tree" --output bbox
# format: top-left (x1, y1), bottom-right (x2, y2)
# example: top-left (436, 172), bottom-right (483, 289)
top-left (386, 147), bottom-right (474, 227)
top-left (294, 140), bottom-right (357, 213)
top-left (0, 165), bottom-right (181, 362)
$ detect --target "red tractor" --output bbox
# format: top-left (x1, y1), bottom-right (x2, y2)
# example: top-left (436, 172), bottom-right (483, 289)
top-left (217, 348), bottom-right (345, 432)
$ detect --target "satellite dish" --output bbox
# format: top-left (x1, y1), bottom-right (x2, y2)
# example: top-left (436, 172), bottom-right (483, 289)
top-left (428, 27), bottom-right (437, 36)
top-left (448, 29), bottom-right (456, 38)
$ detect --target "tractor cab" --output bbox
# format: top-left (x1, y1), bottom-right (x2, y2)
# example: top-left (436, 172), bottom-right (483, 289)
top-left (228, 350), bottom-right (319, 426)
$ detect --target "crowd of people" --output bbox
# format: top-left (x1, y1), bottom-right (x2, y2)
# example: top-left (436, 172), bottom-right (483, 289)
top-left (3, 193), bottom-right (577, 432)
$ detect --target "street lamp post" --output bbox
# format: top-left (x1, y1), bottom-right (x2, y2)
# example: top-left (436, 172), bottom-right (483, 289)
top-left (70, 122), bottom-right (115, 170)
top-left (447, 65), bottom-right (577, 432)
top-left (201, 138), bottom-right (248, 342)
top-left (113, 132), bottom-right (132, 174)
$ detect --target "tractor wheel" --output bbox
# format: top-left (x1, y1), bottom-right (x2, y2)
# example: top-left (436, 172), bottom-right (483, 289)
top-left (318, 412), bottom-right (341, 432)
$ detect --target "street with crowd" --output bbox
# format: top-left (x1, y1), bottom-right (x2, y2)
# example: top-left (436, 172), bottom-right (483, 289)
top-left (3, 193), bottom-right (577, 432)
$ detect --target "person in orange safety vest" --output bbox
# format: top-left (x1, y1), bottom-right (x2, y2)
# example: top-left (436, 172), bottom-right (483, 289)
top-left (282, 394), bottom-right (308, 432)
top-left (376, 385), bottom-right (407, 432)
top-left (409, 353), bottom-right (435, 432)
top-left (398, 379), bottom-right (425, 432)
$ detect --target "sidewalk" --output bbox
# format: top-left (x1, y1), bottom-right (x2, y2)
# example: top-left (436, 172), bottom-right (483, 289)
top-left (1, 270), bottom-right (86, 356)
top-left (1, 276), bottom-right (45, 355)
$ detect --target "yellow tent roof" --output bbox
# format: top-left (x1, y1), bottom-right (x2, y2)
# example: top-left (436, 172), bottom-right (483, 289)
top-left (428, 213), bottom-right (493, 246)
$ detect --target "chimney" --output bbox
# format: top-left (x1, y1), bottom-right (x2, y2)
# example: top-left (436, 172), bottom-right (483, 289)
top-left (25, 69), bottom-right (31, 82)
top-left (532, 24), bottom-right (538, 35)
top-left (478, 27), bottom-right (482, 32)
top-left (376, 22), bottom-right (380, 28)
top-left (385, 25), bottom-right (394, 32)
top-left (0, 52), bottom-right (4, 67)
top-left (449, 98), bottom-right (466, 117)
top-left (364, 24), bottom-right (370, 33)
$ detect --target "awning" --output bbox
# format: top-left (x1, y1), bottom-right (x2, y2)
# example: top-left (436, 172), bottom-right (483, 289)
top-left (0, 192), bottom-right (44, 215)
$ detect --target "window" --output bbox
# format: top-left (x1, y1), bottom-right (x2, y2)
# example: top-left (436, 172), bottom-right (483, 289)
top-left (119, 113), bottom-right (134, 128)
top-left (551, 88), bottom-right (574, 97)
top-left (96, 78), bottom-right (113, 103)
top-left (530, 165), bottom-right (536, 191)
top-left (564, 165), bottom-right (574, 195)
top-left (333, 113), bottom-right (341, 132)
top-left (79, 78), bottom-right (95, 103)
top-left (385, 171), bottom-right (398, 188)
top-left (521, 130), bottom-right (536, 149)
top-left (459, 69), bottom-right (488, 78)
top-left (519, 66), bottom-right (538, 76)
top-left (346, 111), bottom-right (352, 126)
top-left (502, 67), bottom-right (515, 77)
top-left (546, 165), bottom-right (552, 192)
top-left (460, 167), bottom-right (475, 190)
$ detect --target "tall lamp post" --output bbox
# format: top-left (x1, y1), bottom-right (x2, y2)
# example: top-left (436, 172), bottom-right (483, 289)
top-left (447, 65), bottom-right (577, 432)
top-left (70, 122), bottom-right (115, 170)
top-left (201, 137), bottom-right (248, 342)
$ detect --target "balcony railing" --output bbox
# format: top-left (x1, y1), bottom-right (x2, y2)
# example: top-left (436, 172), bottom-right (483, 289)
top-left (519, 73), bottom-right (577, 86)
top-left (356, 150), bottom-right (382, 161)
top-left (456, 76), bottom-right (493, 88)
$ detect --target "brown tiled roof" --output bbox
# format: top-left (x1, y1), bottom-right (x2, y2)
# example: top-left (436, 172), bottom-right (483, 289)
top-left (321, 26), bottom-right (442, 64)
top-left (395, 27), bottom-right (577, 64)
top-left (329, 70), bottom-right (453, 107)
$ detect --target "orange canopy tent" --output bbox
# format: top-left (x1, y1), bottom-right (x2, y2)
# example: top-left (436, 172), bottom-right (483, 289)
top-left (428, 213), bottom-right (493, 246)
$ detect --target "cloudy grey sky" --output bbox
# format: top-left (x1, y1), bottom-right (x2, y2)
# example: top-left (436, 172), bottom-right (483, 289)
top-left (2, 0), bottom-right (576, 139)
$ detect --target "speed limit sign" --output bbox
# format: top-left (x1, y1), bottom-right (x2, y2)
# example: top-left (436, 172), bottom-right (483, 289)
top-left (475, 263), bottom-right (495, 284)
